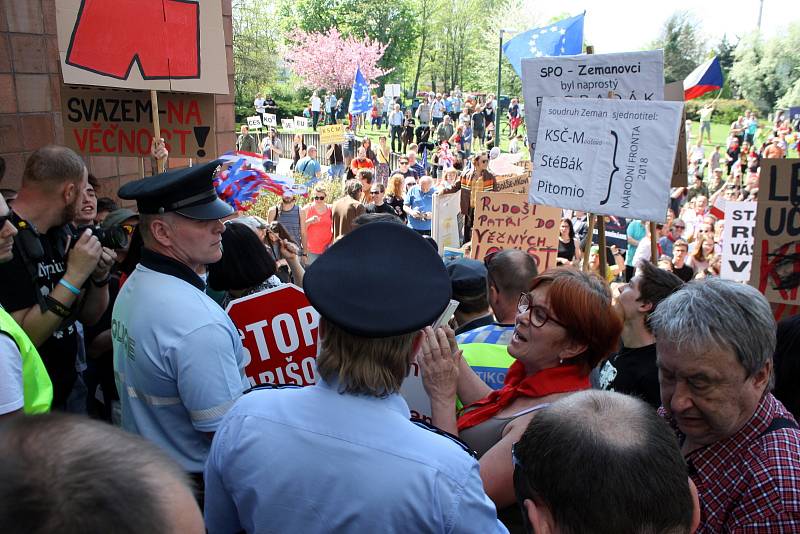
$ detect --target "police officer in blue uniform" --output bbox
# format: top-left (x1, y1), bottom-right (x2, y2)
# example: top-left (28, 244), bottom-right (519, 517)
top-left (204, 222), bottom-right (508, 533)
top-left (112, 160), bottom-right (249, 493)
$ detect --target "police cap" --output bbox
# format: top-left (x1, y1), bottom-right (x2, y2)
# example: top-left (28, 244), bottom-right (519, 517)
top-left (117, 160), bottom-right (232, 220)
top-left (446, 258), bottom-right (487, 297)
top-left (303, 222), bottom-right (451, 338)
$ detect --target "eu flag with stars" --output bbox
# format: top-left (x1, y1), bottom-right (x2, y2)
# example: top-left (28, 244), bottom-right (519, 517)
top-left (502, 12), bottom-right (585, 77)
top-left (349, 66), bottom-right (372, 115)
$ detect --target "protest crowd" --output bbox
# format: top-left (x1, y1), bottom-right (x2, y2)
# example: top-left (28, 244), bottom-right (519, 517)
top-left (2, 10), bottom-right (800, 534)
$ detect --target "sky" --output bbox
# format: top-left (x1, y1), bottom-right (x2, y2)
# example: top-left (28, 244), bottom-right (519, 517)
top-left (525, 0), bottom-right (798, 53)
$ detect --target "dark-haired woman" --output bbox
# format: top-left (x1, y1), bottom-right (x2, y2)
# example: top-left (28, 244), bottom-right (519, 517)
top-left (419, 268), bottom-right (622, 528)
top-left (264, 221), bottom-right (304, 283)
top-left (556, 218), bottom-right (582, 266)
top-left (208, 223), bottom-right (303, 308)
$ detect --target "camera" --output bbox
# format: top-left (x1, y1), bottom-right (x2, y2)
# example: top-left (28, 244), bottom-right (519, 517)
top-left (70, 224), bottom-right (129, 250)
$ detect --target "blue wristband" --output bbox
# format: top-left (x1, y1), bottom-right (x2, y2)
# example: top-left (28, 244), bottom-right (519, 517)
top-left (58, 278), bottom-right (81, 296)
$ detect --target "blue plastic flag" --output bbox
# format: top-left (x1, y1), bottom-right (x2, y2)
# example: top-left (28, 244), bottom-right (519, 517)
top-left (502, 12), bottom-right (585, 77)
top-left (349, 66), bottom-right (372, 115)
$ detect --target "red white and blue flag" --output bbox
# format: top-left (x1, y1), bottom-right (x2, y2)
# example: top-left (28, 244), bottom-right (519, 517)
top-left (683, 56), bottom-right (724, 100)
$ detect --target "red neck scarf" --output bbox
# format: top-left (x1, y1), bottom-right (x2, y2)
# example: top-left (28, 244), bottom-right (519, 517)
top-left (457, 361), bottom-right (589, 431)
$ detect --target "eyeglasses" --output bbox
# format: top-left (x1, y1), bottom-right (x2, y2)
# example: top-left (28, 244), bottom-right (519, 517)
top-left (399, 162), bottom-right (409, 165)
top-left (517, 292), bottom-right (566, 328)
top-left (673, 225), bottom-right (685, 229)
top-left (370, 191), bottom-right (382, 195)
top-left (314, 196), bottom-right (326, 200)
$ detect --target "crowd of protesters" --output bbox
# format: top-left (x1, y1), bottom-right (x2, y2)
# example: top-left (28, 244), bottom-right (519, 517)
top-left (0, 91), bottom-right (798, 534)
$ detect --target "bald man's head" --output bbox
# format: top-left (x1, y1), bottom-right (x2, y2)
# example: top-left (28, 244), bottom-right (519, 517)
top-left (514, 391), bottom-right (695, 534)
top-left (0, 414), bottom-right (204, 534)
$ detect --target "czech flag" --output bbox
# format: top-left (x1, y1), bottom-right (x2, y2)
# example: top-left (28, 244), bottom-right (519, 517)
top-left (683, 56), bottom-right (723, 100)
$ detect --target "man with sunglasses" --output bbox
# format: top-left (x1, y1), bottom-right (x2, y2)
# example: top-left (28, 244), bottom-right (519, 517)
top-left (392, 156), bottom-right (416, 179)
top-left (442, 152), bottom-right (497, 242)
top-left (660, 218), bottom-right (685, 258)
top-left (0, 146), bottom-right (112, 410)
top-left (112, 160), bottom-right (249, 494)
top-left (513, 390), bottom-right (699, 534)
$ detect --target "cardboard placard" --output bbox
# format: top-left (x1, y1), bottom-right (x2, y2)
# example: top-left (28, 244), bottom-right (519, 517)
top-left (749, 159), bottom-right (800, 306)
top-left (246, 116), bottom-right (263, 129)
top-left (432, 192), bottom-right (461, 255)
top-left (531, 97), bottom-right (683, 223)
top-left (521, 50), bottom-right (665, 152)
top-left (495, 174), bottom-right (530, 194)
top-left (263, 113), bottom-right (277, 127)
top-left (319, 124), bottom-right (346, 145)
top-left (720, 201), bottom-right (757, 282)
top-left (665, 81), bottom-right (688, 188)
top-left (61, 85), bottom-right (216, 158)
top-left (281, 118), bottom-right (295, 130)
top-left (56, 0), bottom-right (228, 94)
top-left (293, 116), bottom-right (308, 129)
top-left (470, 192), bottom-right (561, 271)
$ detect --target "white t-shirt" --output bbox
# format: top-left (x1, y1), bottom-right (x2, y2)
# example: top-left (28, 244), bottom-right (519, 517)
top-left (0, 335), bottom-right (24, 415)
top-left (311, 96), bottom-right (321, 112)
top-left (254, 98), bottom-right (266, 114)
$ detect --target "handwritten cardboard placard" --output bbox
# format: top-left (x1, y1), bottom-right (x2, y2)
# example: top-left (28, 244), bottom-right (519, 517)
top-left (246, 116), bottom-right (263, 129)
top-left (495, 174), bottom-right (530, 194)
top-left (531, 97), bottom-right (683, 223)
top-left (720, 201), bottom-right (757, 282)
top-left (263, 113), bottom-right (277, 127)
top-left (432, 191), bottom-right (461, 254)
top-left (56, 0), bottom-right (228, 94)
top-left (521, 50), bottom-right (664, 152)
top-left (470, 192), bottom-right (560, 271)
top-left (281, 118), bottom-right (295, 130)
top-left (319, 124), bottom-right (346, 145)
top-left (61, 85), bottom-right (216, 159)
top-left (749, 159), bottom-right (800, 306)
top-left (293, 116), bottom-right (308, 129)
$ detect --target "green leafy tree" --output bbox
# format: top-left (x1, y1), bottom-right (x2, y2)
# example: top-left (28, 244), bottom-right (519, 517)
top-left (232, 0), bottom-right (281, 110)
top-left (649, 11), bottom-right (707, 83)
top-left (731, 24), bottom-right (800, 112)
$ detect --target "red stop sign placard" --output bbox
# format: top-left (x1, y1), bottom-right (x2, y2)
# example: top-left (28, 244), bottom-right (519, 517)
top-left (226, 284), bottom-right (320, 387)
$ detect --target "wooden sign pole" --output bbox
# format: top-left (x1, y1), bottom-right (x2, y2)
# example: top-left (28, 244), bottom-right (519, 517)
top-left (597, 215), bottom-right (607, 275)
top-left (150, 90), bottom-right (165, 173)
top-left (650, 221), bottom-right (658, 263)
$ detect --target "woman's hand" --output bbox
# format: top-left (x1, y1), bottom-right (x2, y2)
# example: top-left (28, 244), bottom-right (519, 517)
top-left (279, 239), bottom-right (300, 262)
top-left (419, 326), bottom-right (461, 403)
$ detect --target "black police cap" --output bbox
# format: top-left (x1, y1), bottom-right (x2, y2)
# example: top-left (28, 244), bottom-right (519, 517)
top-left (446, 258), bottom-right (487, 297)
top-left (303, 222), bottom-right (451, 338)
top-left (118, 159), bottom-right (232, 220)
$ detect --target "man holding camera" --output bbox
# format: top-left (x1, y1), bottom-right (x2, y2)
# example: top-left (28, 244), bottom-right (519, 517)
top-left (0, 145), bottom-right (114, 410)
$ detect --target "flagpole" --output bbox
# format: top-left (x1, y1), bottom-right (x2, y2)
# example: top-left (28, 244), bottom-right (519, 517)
top-left (496, 29), bottom-right (505, 132)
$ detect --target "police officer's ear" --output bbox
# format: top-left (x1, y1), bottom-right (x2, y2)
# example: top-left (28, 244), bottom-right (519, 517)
top-left (148, 215), bottom-right (176, 247)
top-left (524, 498), bottom-right (556, 534)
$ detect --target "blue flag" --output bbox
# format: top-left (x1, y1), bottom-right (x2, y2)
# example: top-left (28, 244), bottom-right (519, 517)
top-left (349, 66), bottom-right (372, 115)
top-left (502, 12), bottom-right (585, 77)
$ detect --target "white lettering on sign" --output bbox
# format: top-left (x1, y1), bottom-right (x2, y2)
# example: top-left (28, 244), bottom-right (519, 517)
top-left (531, 97), bottom-right (683, 223)
top-left (243, 306), bottom-right (320, 361)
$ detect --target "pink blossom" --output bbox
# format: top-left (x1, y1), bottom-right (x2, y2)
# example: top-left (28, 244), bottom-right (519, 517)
top-left (285, 28), bottom-right (392, 92)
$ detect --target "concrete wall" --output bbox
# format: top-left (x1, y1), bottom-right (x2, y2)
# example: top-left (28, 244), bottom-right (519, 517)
top-left (0, 0), bottom-right (236, 202)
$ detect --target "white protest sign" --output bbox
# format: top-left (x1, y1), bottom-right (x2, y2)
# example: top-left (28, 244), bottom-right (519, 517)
top-left (281, 118), bottom-right (295, 130)
top-left (294, 116), bottom-right (308, 129)
top-left (399, 360), bottom-right (432, 424)
top-left (263, 113), bottom-right (277, 127)
top-left (246, 115), bottom-right (263, 129)
top-left (721, 201), bottom-right (757, 281)
top-left (432, 192), bottom-right (461, 255)
top-left (384, 84), bottom-right (402, 99)
top-left (521, 50), bottom-right (665, 152)
top-left (531, 97), bottom-right (683, 223)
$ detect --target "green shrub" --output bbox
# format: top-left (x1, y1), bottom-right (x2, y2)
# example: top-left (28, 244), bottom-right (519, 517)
top-left (685, 98), bottom-right (760, 125)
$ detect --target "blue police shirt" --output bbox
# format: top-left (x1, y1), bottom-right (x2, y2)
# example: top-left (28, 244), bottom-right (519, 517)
top-left (404, 185), bottom-right (435, 231)
top-left (204, 378), bottom-right (508, 534)
top-left (112, 251), bottom-right (249, 473)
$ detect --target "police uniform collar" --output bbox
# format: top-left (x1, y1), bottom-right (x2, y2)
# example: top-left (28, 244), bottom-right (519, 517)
top-left (316, 377), bottom-right (411, 417)
top-left (140, 249), bottom-right (205, 290)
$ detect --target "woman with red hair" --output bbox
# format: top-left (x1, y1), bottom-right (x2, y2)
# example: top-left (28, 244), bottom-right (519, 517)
top-left (420, 267), bottom-right (622, 527)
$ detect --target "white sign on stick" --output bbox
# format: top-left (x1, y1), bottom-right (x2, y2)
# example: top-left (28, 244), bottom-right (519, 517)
top-left (521, 51), bottom-right (665, 152)
top-left (281, 118), bottom-right (295, 130)
top-left (384, 84), bottom-right (402, 99)
top-left (432, 192), bottom-right (461, 255)
top-left (721, 201), bottom-right (757, 282)
top-left (294, 116), bottom-right (308, 129)
top-left (263, 113), bottom-right (277, 127)
top-left (246, 116), bottom-right (263, 129)
top-left (531, 97), bottom-right (683, 223)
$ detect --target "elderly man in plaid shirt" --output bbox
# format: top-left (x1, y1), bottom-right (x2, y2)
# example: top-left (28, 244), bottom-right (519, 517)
top-left (651, 279), bottom-right (800, 533)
